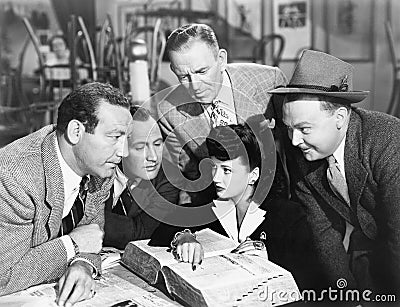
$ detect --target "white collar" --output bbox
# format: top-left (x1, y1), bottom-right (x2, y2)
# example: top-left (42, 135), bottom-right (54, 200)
top-left (214, 70), bottom-right (233, 102)
top-left (212, 199), bottom-right (266, 244)
top-left (55, 137), bottom-right (82, 198)
top-left (112, 167), bottom-right (142, 207)
top-left (332, 134), bottom-right (346, 177)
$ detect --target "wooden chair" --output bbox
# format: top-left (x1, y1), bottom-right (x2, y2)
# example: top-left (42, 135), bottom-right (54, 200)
top-left (252, 34), bottom-right (285, 67)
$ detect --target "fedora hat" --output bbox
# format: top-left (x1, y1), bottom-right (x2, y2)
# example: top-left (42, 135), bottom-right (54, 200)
top-left (269, 50), bottom-right (369, 103)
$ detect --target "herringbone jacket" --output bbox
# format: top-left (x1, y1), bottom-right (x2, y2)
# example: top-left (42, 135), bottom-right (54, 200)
top-left (0, 125), bottom-right (112, 295)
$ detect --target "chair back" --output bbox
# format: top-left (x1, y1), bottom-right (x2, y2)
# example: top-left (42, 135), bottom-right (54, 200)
top-left (253, 34), bottom-right (285, 67)
top-left (385, 21), bottom-right (399, 71)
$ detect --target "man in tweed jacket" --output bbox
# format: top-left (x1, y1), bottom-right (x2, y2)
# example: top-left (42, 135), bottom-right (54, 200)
top-left (272, 50), bottom-right (400, 298)
top-left (156, 23), bottom-right (288, 206)
top-left (0, 82), bottom-right (132, 305)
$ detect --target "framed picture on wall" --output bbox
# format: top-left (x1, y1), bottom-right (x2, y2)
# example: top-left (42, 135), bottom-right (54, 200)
top-left (231, 0), bottom-right (263, 39)
top-left (272, 0), bottom-right (312, 60)
top-left (325, 0), bottom-right (374, 61)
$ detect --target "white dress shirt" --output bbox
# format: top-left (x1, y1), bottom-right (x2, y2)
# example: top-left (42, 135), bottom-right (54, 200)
top-left (55, 138), bottom-right (85, 261)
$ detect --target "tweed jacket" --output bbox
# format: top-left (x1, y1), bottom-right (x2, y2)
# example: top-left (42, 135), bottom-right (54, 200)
top-left (0, 125), bottom-right (112, 295)
top-left (157, 63), bottom-right (287, 181)
top-left (292, 108), bottom-right (400, 293)
top-left (104, 160), bottom-right (180, 249)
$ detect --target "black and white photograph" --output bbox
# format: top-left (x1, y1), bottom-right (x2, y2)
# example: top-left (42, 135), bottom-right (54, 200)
top-left (0, 0), bottom-right (399, 306)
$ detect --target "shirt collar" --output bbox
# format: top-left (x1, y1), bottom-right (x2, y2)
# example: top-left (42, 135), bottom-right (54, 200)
top-left (332, 134), bottom-right (346, 175)
top-left (212, 199), bottom-right (266, 244)
top-left (55, 136), bottom-right (82, 196)
top-left (113, 166), bottom-right (142, 200)
top-left (215, 70), bottom-right (232, 103)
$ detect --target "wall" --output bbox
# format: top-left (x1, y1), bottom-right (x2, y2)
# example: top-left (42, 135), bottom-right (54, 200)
top-left (95, 0), bottom-right (397, 113)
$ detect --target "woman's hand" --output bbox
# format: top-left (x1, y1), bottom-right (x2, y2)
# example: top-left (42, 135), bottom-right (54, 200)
top-left (173, 233), bottom-right (204, 270)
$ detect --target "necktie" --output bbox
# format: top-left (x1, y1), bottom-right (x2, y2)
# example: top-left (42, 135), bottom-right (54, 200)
top-left (59, 176), bottom-right (89, 236)
top-left (326, 155), bottom-right (354, 251)
top-left (112, 185), bottom-right (133, 216)
top-left (209, 99), bottom-right (236, 128)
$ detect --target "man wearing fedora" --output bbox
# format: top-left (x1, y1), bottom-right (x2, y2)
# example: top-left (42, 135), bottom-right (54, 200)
top-left (270, 50), bottom-right (400, 299)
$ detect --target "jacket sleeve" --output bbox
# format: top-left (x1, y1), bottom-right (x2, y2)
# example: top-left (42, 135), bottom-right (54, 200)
top-left (0, 170), bottom-right (68, 295)
top-left (371, 127), bottom-right (400, 292)
top-left (104, 172), bottom-right (180, 249)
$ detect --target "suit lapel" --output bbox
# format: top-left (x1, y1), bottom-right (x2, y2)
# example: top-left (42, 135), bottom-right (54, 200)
top-left (212, 200), bottom-right (237, 242)
top-left (344, 111), bottom-right (377, 240)
top-left (212, 200), bottom-right (266, 244)
top-left (172, 86), bottom-right (211, 158)
top-left (304, 159), bottom-right (353, 224)
top-left (226, 66), bottom-right (264, 123)
top-left (42, 131), bottom-right (65, 239)
top-left (239, 202), bottom-right (266, 241)
top-left (345, 112), bottom-right (368, 207)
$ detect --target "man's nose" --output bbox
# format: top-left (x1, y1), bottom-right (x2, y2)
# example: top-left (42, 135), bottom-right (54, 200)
top-left (190, 76), bottom-right (202, 91)
top-left (117, 136), bottom-right (129, 158)
top-left (291, 129), bottom-right (303, 147)
top-left (146, 146), bottom-right (157, 161)
top-left (212, 168), bottom-right (222, 183)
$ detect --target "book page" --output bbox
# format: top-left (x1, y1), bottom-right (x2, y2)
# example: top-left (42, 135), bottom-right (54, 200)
top-left (123, 228), bottom-right (238, 272)
top-left (0, 272), bottom-right (178, 307)
top-left (195, 228), bottom-right (238, 258)
top-left (100, 246), bottom-right (122, 270)
top-left (162, 253), bottom-right (300, 306)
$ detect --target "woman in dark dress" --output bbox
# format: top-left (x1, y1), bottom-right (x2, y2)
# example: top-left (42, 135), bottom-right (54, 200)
top-left (156, 123), bottom-right (323, 290)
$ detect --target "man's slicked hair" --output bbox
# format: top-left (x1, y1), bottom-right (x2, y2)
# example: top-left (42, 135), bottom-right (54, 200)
top-left (56, 82), bottom-right (130, 134)
top-left (166, 23), bottom-right (219, 58)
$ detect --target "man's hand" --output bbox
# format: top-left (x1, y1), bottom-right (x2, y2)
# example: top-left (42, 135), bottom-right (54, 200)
top-left (174, 233), bottom-right (204, 270)
top-left (69, 224), bottom-right (103, 254)
top-left (57, 261), bottom-right (95, 307)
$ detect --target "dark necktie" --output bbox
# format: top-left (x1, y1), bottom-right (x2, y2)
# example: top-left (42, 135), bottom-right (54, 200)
top-left (326, 155), bottom-right (354, 251)
top-left (112, 185), bottom-right (133, 216)
top-left (59, 176), bottom-right (89, 236)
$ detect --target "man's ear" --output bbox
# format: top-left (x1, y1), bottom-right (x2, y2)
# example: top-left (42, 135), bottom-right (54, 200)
top-left (248, 167), bottom-right (260, 185)
top-left (218, 48), bottom-right (228, 72)
top-left (66, 120), bottom-right (84, 145)
top-left (335, 106), bottom-right (349, 130)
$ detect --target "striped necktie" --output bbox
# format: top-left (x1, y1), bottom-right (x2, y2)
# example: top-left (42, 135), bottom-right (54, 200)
top-left (59, 176), bottom-right (89, 236)
top-left (209, 99), bottom-right (236, 128)
top-left (326, 155), bottom-right (354, 251)
top-left (112, 185), bottom-right (133, 216)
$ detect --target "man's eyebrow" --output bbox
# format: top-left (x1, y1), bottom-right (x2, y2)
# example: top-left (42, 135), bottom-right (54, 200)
top-left (107, 128), bottom-right (126, 135)
top-left (293, 121), bottom-right (312, 128)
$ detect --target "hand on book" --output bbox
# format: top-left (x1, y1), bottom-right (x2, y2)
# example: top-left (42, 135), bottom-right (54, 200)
top-left (172, 233), bottom-right (204, 271)
top-left (231, 238), bottom-right (269, 259)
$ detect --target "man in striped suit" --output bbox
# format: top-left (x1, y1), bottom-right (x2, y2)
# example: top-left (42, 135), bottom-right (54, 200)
top-left (0, 82), bottom-right (132, 306)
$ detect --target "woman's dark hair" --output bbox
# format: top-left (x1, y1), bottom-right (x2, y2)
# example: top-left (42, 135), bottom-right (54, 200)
top-left (56, 82), bottom-right (130, 134)
top-left (206, 124), bottom-right (261, 171)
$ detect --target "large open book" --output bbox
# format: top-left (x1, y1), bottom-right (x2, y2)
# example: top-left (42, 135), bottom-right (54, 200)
top-left (122, 228), bottom-right (301, 306)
